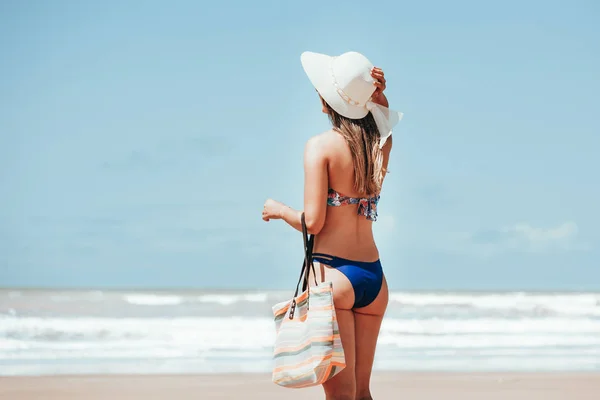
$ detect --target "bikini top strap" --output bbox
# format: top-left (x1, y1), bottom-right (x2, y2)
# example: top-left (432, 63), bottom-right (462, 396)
top-left (328, 188), bottom-right (380, 204)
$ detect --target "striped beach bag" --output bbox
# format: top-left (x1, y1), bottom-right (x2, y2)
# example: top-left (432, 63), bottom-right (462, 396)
top-left (271, 213), bottom-right (346, 388)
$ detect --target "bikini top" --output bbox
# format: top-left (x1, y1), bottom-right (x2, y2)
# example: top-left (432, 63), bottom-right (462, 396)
top-left (327, 188), bottom-right (380, 222)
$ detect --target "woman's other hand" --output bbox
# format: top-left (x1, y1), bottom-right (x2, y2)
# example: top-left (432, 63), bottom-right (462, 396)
top-left (262, 199), bottom-right (285, 221)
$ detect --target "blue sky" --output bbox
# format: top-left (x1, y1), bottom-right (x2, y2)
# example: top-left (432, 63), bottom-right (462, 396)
top-left (1, 0), bottom-right (598, 290)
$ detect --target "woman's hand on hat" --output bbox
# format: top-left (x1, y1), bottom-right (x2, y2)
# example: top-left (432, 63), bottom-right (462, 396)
top-left (371, 67), bottom-right (386, 97)
top-left (262, 198), bottom-right (286, 221)
top-left (370, 67), bottom-right (389, 107)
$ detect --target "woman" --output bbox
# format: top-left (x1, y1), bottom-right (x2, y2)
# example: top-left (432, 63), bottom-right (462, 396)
top-left (262, 51), bottom-right (401, 400)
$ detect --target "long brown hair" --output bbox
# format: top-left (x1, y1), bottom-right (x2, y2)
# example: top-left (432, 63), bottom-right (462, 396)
top-left (322, 99), bottom-right (384, 195)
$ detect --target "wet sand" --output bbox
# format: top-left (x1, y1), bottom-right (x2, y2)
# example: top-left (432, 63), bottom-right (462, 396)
top-left (1, 372), bottom-right (599, 399)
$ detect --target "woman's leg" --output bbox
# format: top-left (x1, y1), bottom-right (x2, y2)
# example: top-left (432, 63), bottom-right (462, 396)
top-left (323, 308), bottom-right (355, 400)
top-left (353, 276), bottom-right (389, 400)
top-left (312, 262), bottom-right (357, 400)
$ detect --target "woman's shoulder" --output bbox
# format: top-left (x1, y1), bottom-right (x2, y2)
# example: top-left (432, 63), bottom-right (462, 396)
top-left (303, 130), bottom-right (343, 163)
top-left (306, 129), bottom-right (344, 149)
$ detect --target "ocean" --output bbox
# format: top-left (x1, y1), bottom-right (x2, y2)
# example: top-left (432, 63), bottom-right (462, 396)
top-left (1, 289), bottom-right (599, 376)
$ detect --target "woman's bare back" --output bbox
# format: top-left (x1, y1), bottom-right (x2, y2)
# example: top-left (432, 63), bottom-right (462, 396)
top-left (312, 129), bottom-right (392, 261)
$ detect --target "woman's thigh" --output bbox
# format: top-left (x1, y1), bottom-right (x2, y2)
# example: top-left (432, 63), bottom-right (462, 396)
top-left (353, 276), bottom-right (388, 397)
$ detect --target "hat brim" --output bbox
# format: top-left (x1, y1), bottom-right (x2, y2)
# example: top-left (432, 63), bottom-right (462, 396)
top-left (301, 51), bottom-right (369, 120)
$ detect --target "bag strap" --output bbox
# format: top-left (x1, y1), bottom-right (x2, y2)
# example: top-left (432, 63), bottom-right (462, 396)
top-left (289, 212), bottom-right (318, 319)
top-left (302, 214), bottom-right (317, 291)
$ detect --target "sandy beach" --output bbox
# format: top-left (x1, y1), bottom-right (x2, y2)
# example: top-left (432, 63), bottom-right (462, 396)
top-left (1, 372), bottom-right (599, 399)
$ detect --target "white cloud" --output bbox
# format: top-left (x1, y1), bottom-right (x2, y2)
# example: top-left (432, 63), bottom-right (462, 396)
top-left (502, 222), bottom-right (578, 251)
top-left (452, 221), bottom-right (588, 257)
top-left (505, 222), bottom-right (577, 247)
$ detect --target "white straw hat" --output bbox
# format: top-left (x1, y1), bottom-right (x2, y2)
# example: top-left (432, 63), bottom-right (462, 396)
top-left (301, 51), bottom-right (403, 148)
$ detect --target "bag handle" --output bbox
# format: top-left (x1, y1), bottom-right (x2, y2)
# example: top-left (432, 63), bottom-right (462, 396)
top-left (301, 213), bottom-right (317, 292)
top-left (289, 212), bottom-right (317, 319)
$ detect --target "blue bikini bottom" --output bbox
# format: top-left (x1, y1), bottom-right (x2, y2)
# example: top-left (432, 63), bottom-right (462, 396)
top-left (312, 253), bottom-right (383, 309)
